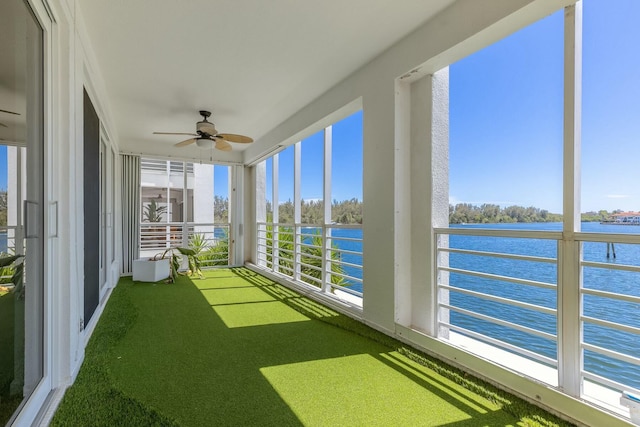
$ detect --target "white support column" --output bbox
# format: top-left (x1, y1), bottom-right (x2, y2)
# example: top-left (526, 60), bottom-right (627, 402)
top-left (231, 165), bottom-right (244, 266)
top-left (255, 162), bottom-right (267, 267)
top-left (431, 68), bottom-right (450, 338)
top-left (272, 156), bottom-right (279, 224)
top-left (408, 76), bottom-right (431, 333)
top-left (394, 79), bottom-right (412, 327)
top-left (294, 142), bottom-right (302, 281)
top-left (559, 2), bottom-right (582, 398)
top-left (181, 162), bottom-right (189, 248)
top-left (273, 154), bottom-right (280, 273)
top-left (322, 126), bottom-right (333, 292)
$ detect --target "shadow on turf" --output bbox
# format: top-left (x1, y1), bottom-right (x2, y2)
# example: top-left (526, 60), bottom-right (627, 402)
top-left (227, 267), bottom-right (573, 427)
top-left (207, 268), bottom-right (519, 424)
top-left (55, 268), bottom-right (569, 426)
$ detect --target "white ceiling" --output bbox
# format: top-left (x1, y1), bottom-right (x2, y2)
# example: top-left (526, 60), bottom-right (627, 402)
top-left (79, 0), bottom-right (455, 160)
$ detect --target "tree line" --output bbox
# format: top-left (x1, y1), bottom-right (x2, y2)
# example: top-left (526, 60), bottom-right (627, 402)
top-left (147, 194), bottom-right (627, 226)
top-left (449, 203), bottom-right (562, 224)
top-left (449, 204), bottom-right (632, 224)
top-left (265, 198), bottom-right (363, 225)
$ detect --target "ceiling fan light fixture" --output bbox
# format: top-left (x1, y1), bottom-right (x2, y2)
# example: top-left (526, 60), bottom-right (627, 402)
top-left (195, 137), bottom-right (214, 149)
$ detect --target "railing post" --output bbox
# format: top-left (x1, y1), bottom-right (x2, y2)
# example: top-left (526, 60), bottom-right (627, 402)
top-left (273, 224), bottom-right (280, 274)
top-left (435, 232), bottom-right (450, 339)
top-left (322, 225), bottom-right (331, 293)
top-left (559, 2), bottom-right (582, 398)
top-left (323, 126), bottom-right (332, 293)
top-left (294, 224), bottom-right (301, 282)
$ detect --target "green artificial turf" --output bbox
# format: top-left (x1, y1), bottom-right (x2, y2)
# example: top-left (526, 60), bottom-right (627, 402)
top-left (52, 268), bottom-right (574, 427)
top-left (0, 291), bottom-right (21, 427)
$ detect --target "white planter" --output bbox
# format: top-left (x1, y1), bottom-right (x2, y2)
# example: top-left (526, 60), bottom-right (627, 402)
top-left (132, 258), bottom-right (170, 282)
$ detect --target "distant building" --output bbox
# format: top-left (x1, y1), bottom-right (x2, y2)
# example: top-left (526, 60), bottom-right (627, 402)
top-left (610, 211), bottom-right (640, 223)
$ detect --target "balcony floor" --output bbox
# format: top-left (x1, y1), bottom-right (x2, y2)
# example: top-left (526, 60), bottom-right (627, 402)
top-left (50, 268), bottom-right (572, 426)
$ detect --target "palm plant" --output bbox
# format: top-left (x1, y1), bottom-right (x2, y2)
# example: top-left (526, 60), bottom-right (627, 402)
top-left (0, 254), bottom-right (24, 298)
top-left (199, 231), bottom-right (230, 266)
top-left (143, 199), bottom-right (167, 223)
top-left (152, 247), bottom-right (203, 283)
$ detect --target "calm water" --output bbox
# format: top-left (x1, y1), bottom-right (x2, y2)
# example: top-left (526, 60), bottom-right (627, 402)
top-left (331, 222), bottom-right (640, 391)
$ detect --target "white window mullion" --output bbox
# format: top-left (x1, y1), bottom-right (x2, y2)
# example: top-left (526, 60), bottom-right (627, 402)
top-left (294, 142), bottom-right (301, 281)
top-left (182, 161), bottom-right (189, 248)
top-left (273, 154), bottom-right (280, 274)
top-left (255, 162), bottom-right (266, 267)
top-left (558, 1), bottom-right (583, 398)
top-left (322, 126), bottom-right (332, 292)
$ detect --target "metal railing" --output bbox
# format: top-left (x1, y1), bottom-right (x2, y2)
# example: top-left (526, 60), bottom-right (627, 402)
top-left (577, 233), bottom-right (640, 399)
top-left (435, 227), bottom-right (560, 374)
top-left (434, 226), bottom-right (640, 402)
top-left (139, 222), bottom-right (230, 266)
top-left (141, 159), bottom-right (194, 174)
top-left (256, 222), bottom-right (363, 300)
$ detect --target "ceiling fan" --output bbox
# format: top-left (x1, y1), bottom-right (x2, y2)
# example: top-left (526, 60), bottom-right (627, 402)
top-left (0, 109), bottom-right (20, 128)
top-left (153, 110), bottom-right (253, 151)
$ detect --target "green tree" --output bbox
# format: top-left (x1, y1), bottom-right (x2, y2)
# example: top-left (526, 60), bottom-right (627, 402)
top-left (449, 203), bottom-right (562, 224)
top-left (0, 190), bottom-right (7, 226)
top-left (214, 195), bottom-right (228, 223)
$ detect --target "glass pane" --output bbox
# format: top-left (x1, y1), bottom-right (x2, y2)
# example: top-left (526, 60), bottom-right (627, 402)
top-left (582, 0), bottom-right (640, 232)
top-left (265, 157), bottom-right (273, 221)
top-left (167, 188), bottom-right (184, 222)
top-left (277, 146), bottom-right (294, 224)
top-left (214, 165), bottom-right (229, 223)
top-left (189, 163), bottom-right (229, 266)
top-left (332, 111), bottom-right (363, 224)
top-left (300, 131), bottom-right (323, 225)
top-left (141, 188), bottom-right (169, 223)
top-left (0, 0), bottom-right (44, 422)
top-left (449, 11), bottom-right (564, 230)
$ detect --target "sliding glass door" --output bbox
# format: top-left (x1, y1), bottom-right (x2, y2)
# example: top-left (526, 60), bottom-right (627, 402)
top-left (0, 0), bottom-right (44, 423)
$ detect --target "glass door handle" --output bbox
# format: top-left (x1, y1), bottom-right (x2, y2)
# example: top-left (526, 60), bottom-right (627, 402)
top-left (49, 201), bottom-right (58, 238)
top-left (23, 200), bottom-right (39, 238)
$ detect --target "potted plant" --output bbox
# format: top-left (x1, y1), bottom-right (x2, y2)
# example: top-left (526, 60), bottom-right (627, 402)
top-left (152, 247), bottom-right (203, 283)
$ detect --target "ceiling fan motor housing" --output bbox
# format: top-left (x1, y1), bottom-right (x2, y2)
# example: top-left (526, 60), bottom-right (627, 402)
top-left (197, 120), bottom-right (216, 135)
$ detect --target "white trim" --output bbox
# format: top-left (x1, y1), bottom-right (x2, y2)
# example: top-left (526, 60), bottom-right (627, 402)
top-left (558, 1), bottom-right (583, 398)
top-left (395, 324), bottom-right (629, 427)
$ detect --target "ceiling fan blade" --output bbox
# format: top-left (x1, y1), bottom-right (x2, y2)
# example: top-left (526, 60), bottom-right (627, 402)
top-left (0, 109), bottom-right (20, 115)
top-left (216, 133), bottom-right (253, 143)
top-left (0, 138), bottom-right (25, 145)
top-left (154, 132), bottom-right (198, 136)
top-left (214, 139), bottom-right (232, 151)
top-left (175, 138), bottom-right (197, 147)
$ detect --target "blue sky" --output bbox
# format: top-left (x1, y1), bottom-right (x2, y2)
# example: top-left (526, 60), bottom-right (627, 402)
top-left (264, 110), bottom-right (363, 204)
top-left (262, 2), bottom-right (640, 215)
top-left (0, 3), bottom-right (634, 217)
top-left (213, 165), bottom-right (229, 198)
top-left (451, 1), bottom-right (640, 214)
